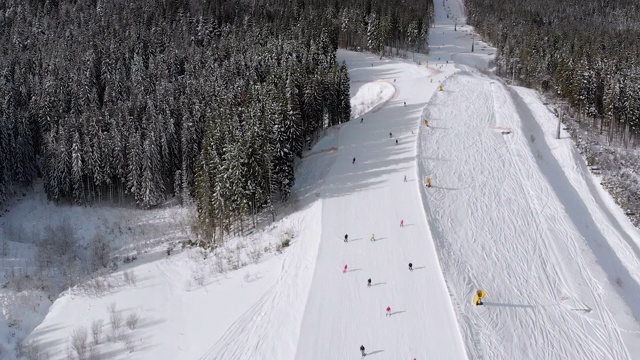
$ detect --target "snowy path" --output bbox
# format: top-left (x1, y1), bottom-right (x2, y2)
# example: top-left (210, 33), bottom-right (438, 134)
top-left (293, 55), bottom-right (467, 358)
top-left (418, 68), bottom-right (640, 359)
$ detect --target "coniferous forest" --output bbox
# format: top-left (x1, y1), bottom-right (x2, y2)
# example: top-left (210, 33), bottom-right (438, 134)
top-left (464, 0), bottom-right (640, 225)
top-left (465, 0), bottom-right (640, 145)
top-left (0, 0), bottom-right (433, 241)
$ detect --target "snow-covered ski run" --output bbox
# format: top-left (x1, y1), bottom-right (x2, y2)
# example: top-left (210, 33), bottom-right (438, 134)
top-left (24, 0), bottom-right (640, 358)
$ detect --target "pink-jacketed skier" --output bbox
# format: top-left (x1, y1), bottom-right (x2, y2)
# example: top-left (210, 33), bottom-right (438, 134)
top-left (343, 264), bottom-right (348, 273)
top-left (400, 219), bottom-right (404, 227)
top-left (386, 306), bottom-right (391, 316)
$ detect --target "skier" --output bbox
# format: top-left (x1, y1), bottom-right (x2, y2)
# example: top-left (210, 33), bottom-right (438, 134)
top-left (343, 264), bottom-right (348, 273)
top-left (404, 175), bottom-right (407, 182)
top-left (352, 157), bottom-right (356, 164)
top-left (360, 118), bottom-right (364, 123)
top-left (403, 101), bottom-right (406, 107)
top-left (360, 345), bottom-right (366, 357)
top-left (370, 233), bottom-right (375, 242)
top-left (395, 139), bottom-right (398, 145)
top-left (344, 234), bottom-right (348, 242)
top-left (389, 132), bottom-right (393, 138)
top-left (400, 219), bottom-right (404, 227)
top-left (426, 177), bottom-right (432, 188)
top-left (409, 262), bottom-right (413, 271)
top-left (386, 306), bottom-right (391, 317)
top-left (367, 278), bottom-right (371, 287)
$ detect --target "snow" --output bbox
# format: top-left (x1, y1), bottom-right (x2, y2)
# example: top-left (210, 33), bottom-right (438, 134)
top-left (350, 80), bottom-right (397, 119)
top-left (4, 0), bottom-right (640, 358)
top-left (420, 74), bottom-right (640, 359)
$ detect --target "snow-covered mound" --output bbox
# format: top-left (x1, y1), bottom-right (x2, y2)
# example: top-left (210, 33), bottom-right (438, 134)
top-left (350, 80), bottom-right (395, 119)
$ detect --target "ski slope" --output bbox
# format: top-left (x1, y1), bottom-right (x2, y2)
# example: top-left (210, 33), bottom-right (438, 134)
top-left (294, 1), bottom-right (640, 359)
top-left (23, 0), bottom-right (640, 358)
top-left (293, 59), bottom-right (467, 358)
top-left (421, 75), bottom-right (640, 359)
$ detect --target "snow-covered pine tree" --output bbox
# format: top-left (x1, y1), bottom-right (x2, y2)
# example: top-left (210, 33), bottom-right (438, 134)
top-left (367, 13), bottom-right (380, 54)
top-left (339, 62), bottom-right (351, 123)
top-left (194, 146), bottom-right (214, 240)
top-left (71, 131), bottom-right (84, 204)
top-left (222, 142), bottom-right (249, 234)
top-left (140, 133), bottom-right (165, 209)
top-left (0, 112), bottom-right (8, 204)
top-left (126, 130), bottom-right (143, 203)
top-left (285, 75), bottom-right (303, 158)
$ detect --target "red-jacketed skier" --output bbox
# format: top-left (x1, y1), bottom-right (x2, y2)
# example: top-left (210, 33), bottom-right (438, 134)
top-left (386, 306), bottom-right (391, 316)
top-left (400, 219), bottom-right (404, 227)
top-left (343, 264), bottom-right (348, 273)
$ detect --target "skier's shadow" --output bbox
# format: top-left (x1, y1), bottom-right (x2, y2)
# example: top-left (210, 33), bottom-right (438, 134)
top-left (482, 301), bottom-right (533, 309)
top-left (371, 237), bottom-right (387, 242)
top-left (346, 268), bottom-right (362, 273)
top-left (370, 282), bottom-right (386, 287)
top-left (430, 186), bottom-right (464, 190)
top-left (412, 266), bottom-right (426, 270)
top-left (348, 238), bottom-right (363, 242)
top-left (366, 350), bottom-right (385, 356)
top-left (389, 310), bottom-right (406, 316)
top-left (401, 224), bottom-right (415, 227)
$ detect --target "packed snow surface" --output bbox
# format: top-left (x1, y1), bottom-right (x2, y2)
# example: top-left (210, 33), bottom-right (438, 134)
top-left (13, 0), bottom-right (640, 358)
